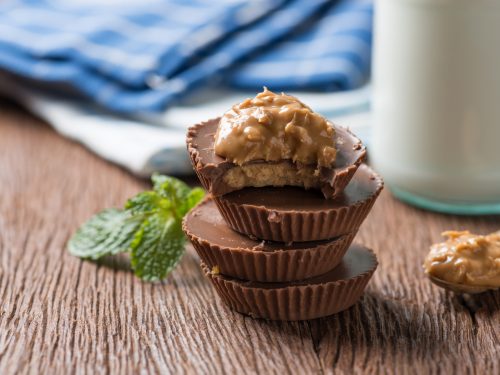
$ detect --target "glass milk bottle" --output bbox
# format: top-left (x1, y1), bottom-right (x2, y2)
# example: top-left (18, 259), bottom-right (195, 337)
top-left (371, 0), bottom-right (500, 214)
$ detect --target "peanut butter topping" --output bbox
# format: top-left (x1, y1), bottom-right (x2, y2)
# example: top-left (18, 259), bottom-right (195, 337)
top-left (214, 88), bottom-right (336, 167)
top-left (424, 231), bottom-right (500, 288)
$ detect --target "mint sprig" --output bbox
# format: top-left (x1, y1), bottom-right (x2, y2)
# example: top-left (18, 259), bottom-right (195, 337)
top-left (68, 209), bottom-right (142, 259)
top-left (68, 174), bottom-right (204, 281)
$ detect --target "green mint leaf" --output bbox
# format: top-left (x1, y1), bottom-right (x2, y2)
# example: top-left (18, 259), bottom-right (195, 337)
top-left (68, 173), bottom-right (205, 282)
top-left (178, 187), bottom-right (205, 217)
top-left (125, 190), bottom-right (164, 215)
top-left (152, 175), bottom-right (190, 212)
top-left (152, 174), bottom-right (204, 217)
top-left (68, 208), bottom-right (141, 260)
top-left (129, 176), bottom-right (204, 281)
top-left (130, 212), bottom-right (185, 281)
top-left (152, 173), bottom-right (190, 196)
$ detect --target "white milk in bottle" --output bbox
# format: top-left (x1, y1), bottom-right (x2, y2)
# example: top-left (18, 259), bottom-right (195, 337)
top-left (372, 0), bottom-right (500, 214)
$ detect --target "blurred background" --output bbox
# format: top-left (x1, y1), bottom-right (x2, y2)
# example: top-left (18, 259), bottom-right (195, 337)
top-left (1, 0), bottom-right (499, 213)
top-left (0, 0), bottom-right (372, 174)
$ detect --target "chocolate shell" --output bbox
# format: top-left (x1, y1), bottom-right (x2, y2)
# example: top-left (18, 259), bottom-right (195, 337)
top-left (202, 245), bottom-right (378, 321)
top-left (186, 118), bottom-right (366, 199)
top-left (213, 164), bottom-right (383, 242)
top-left (184, 198), bottom-right (355, 282)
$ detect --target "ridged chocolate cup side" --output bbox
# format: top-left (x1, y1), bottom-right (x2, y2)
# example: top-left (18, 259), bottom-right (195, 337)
top-left (202, 245), bottom-right (378, 321)
top-left (186, 120), bottom-right (217, 193)
top-left (183, 198), bottom-right (355, 282)
top-left (213, 196), bottom-right (375, 242)
top-left (213, 165), bottom-right (384, 242)
top-left (191, 234), bottom-right (354, 283)
top-left (188, 230), bottom-right (354, 283)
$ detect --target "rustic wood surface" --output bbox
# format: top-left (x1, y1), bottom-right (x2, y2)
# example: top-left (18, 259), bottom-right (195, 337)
top-left (0, 99), bottom-right (499, 375)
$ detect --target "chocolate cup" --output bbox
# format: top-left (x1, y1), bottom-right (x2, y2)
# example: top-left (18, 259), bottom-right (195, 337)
top-left (186, 118), bottom-right (366, 199)
top-left (183, 198), bottom-right (355, 282)
top-left (202, 245), bottom-right (378, 321)
top-left (213, 164), bottom-right (383, 242)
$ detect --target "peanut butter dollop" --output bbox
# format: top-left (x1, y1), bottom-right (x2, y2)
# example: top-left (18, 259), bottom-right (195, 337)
top-left (424, 231), bottom-right (500, 287)
top-left (214, 88), bottom-right (336, 167)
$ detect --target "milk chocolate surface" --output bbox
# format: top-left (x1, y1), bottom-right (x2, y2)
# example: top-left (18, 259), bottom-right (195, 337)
top-left (185, 198), bottom-right (338, 251)
top-left (209, 244), bottom-right (377, 289)
top-left (213, 164), bottom-right (383, 242)
top-left (184, 198), bottom-right (354, 282)
top-left (187, 118), bottom-right (366, 198)
top-left (203, 245), bottom-right (378, 320)
top-left (221, 164), bottom-right (378, 211)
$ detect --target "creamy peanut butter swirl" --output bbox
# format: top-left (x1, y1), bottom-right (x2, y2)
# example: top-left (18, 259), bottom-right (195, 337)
top-left (214, 88), bottom-right (336, 167)
top-left (424, 230), bottom-right (500, 288)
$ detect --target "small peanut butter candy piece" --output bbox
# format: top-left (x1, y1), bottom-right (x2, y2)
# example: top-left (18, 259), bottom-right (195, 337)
top-left (214, 88), bottom-right (336, 167)
top-left (424, 230), bottom-right (500, 288)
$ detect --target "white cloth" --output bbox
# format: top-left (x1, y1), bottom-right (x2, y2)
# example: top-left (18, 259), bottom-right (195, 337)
top-left (1, 78), bottom-right (371, 176)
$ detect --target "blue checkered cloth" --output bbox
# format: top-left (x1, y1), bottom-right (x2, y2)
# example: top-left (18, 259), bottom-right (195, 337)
top-left (0, 0), bottom-right (373, 114)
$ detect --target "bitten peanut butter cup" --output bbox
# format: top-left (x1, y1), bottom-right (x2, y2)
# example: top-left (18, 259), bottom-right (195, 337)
top-left (183, 198), bottom-right (355, 282)
top-left (203, 245), bottom-right (378, 321)
top-left (186, 118), bottom-right (366, 199)
top-left (213, 164), bottom-right (383, 242)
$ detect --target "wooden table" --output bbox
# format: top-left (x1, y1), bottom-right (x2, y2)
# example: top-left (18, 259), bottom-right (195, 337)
top-left (0, 100), bottom-right (499, 375)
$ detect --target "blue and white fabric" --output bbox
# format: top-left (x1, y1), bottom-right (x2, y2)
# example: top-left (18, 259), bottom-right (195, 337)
top-left (0, 0), bottom-right (373, 114)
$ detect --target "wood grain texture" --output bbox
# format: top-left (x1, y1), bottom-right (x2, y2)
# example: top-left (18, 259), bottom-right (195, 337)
top-left (0, 100), bottom-right (498, 375)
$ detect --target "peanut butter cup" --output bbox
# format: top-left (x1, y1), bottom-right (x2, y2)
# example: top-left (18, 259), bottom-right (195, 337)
top-left (186, 91), bottom-right (366, 199)
top-left (202, 245), bottom-right (378, 321)
top-left (184, 198), bottom-right (355, 282)
top-left (213, 164), bottom-right (383, 242)
top-left (185, 89), bottom-right (382, 321)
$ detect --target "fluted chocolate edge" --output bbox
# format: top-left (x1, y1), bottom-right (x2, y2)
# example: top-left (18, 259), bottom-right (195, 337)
top-left (201, 250), bottom-right (378, 321)
top-left (186, 120), bottom-right (219, 193)
top-left (186, 119), bottom-right (366, 199)
top-left (320, 126), bottom-right (366, 198)
top-left (213, 170), bottom-right (384, 242)
top-left (184, 219), bottom-right (355, 282)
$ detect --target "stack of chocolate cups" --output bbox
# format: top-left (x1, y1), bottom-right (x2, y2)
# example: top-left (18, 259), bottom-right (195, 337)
top-left (183, 119), bottom-right (384, 321)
